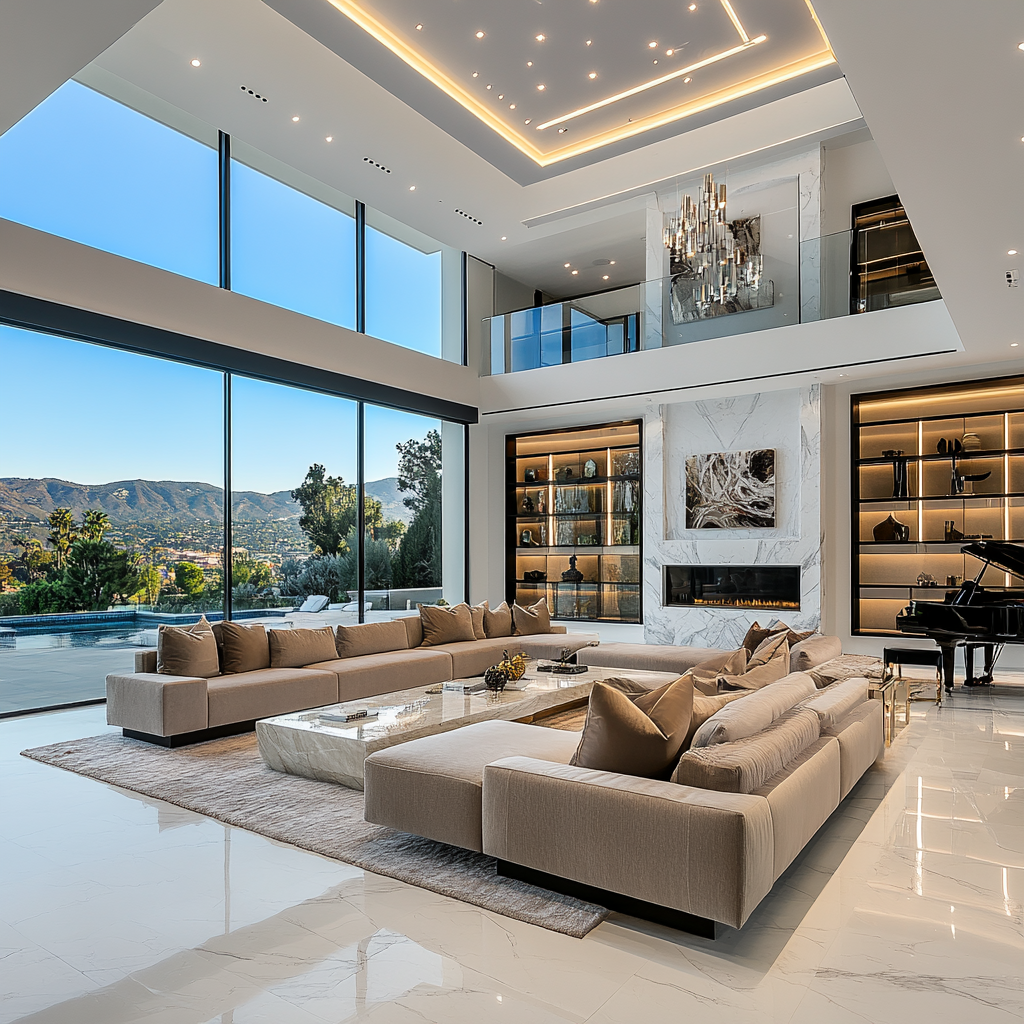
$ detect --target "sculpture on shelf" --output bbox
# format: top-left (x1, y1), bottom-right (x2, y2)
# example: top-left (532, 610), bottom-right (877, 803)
top-left (523, 569), bottom-right (547, 582)
top-left (873, 514), bottom-right (910, 542)
top-left (584, 459), bottom-right (598, 478)
top-left (883, 449), bottom-right (909, 499)
top-left (521, 493), bottom-right (535, 513)
top-left (525, 468), bottom-right (538, 483)
top-left (561, 554), bottom-right (585, 583)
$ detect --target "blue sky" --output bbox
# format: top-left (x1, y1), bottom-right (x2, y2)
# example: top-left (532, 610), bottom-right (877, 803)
top-left (0, 80), bottom-right (445, 491)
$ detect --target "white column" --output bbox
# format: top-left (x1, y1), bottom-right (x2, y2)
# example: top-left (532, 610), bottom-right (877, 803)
top-left (644, 195), bottom-right (667, 349)
top-left (798, 147), bottom-right (823, 323)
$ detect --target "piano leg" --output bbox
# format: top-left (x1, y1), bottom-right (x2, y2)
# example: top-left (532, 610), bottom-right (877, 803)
top-left (938, 643), bottom-right (957, 693)
top-left (964, 643), bottom-right (996, 687)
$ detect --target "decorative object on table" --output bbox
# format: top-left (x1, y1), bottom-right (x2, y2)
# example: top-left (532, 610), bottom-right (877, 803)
top-left (946, 574), bottom-right (964, 587)
top-left (664, 173), bottom-right (773, 324)
top-left (949, 455), bottom-right (991, 494)
top-left (482, 664), bottom-right (509, 692)
top-left (521, 493), bottom-right (536, 513)
top-left (537, 648), bottom-right (588, 675)
top-left (425, 684), bottom-right (443, 695)
top-left (499, 650), bottom-right (527, 682)
top-left (872, 514), bottom-right (911, 542)
top-left (520, 528), bottom-right (536, 546)
top-left (584, 458), bottom-right (598, 478)
top-left (524, 467), bottom-right (537, 483)
top-left (685, 449), bottom-right (776, 529)
top-left (536, 489), bottom-right (546, 514)
top-left (884, 450), bottom-right (909, 498)
top-left (961, 432), bottom-right (982, 452)
top-left (555, 465), bottom-right (575, 483)
top-left (523, 569), bottom-right (547, 583)
top-left (576, 534), bottom-right (598, 546)
top-left (916, 573), bottom-right (937, 587)
top-left (944, 520), bottom-right (965, 542)
top-left (937, 438), bottom-right (964, 456)
top-left (561, 554), bottom-right (585, 583)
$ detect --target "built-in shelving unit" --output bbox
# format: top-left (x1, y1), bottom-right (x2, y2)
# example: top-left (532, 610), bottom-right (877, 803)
top-left (852, 375), bottom-right (1024, 635)
top-left (506, 421), bottom-right (642, 623)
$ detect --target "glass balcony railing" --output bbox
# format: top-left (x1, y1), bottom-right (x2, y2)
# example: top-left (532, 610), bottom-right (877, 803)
top-left (483, 229), bottom-right (941, 374)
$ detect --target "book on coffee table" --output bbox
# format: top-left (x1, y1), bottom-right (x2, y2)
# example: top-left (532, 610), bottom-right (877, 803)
top-left (319, 709), bottom-right (379, 724)
top-left (442, 680), bottom-right (487, 694)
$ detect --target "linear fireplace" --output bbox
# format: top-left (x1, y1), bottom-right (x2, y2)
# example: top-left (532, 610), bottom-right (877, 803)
top-left (663, 565), bottom-right (800, 611)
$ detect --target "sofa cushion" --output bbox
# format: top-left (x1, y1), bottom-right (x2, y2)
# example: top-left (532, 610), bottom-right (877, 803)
top-left (399, 614), bottom-right (424, 649)
top-left (364, 720), bottom-right (581, 852)
top-left (335, 619), bottom-right (409, 659)
top-left (157, 616), bottom-right (220, 678)
top-left (428, 638), bottom-right (510, 678)
top-left (741, 621), bottom-right (786, 654)
top-left (748, 632), bottom-right (790, 668)
top-left (686, 689), bottom-right (752, 747)
top-left (268, 626), bottom-right (337, 669)
top-left (309, 649), bottom-right (454, 702)
top-left (824, 699), bottom-right (883, 800)
top-left (691, 672), bottom-right (817, 748)
top-left (483, 600), bottom-right (514, 638)
top-left (717, 644), bottom-right (791, 692)
top-left (570, 677), bottom-right (694, 779)
top-left (513, 598), bottom-right (552, 635)
top-left (578, 641), bottom-right (728, 675)
top-left (419, 603), bottom-right (477, 646)
top-left (690, 648), bottom-right (750, 695)
top-left (206, 667), bottom-right (338, 728)
top-left (672, 707), bottom-right (821, 794)
top-left (213, 621), bottom-right (270, 675)
top-left (469, 602), bottom-right (488, 640)
top-left (800, 676), bottom-right (869, 729)
top-left (808, 653), bottom-right (884, 688)
top-left (514, 632), bottom-right (599, 660)
top-left (790, 634), bottom-right (842, 673)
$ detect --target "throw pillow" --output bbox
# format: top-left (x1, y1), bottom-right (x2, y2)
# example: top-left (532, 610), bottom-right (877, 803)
top-left (716, 643), bottom-right (790, 691)
top-left (157, 616), bottom-right (220, 678)
top-left (748, 631), bottom-right (790, 668)
top-left (268, 626), bottom-right (337, 669)
top-left (216, 621), bottom-right (270, 674)
top-left (689, 648), bottom-right (749, 695)
top-left (483, 600), bottom-right (513, 638)
top-left (469, 601), bottom-right (488, 640)
top-left (335, 619), bottom-right (409, 659)
top-left (513, 598), bottom-right (552, 636)
top-left (741, 621), bottom-right (788, 654)
top-left (419, 603), bottom-right (477, 646)
top-left (790, 634), bottom-right (842, 672)
top-left (570, 677), bottom-right (694, 778)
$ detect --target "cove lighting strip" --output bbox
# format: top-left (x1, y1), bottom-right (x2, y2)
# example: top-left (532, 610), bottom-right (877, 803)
top-left (323, 0), bottom-right (836, 167)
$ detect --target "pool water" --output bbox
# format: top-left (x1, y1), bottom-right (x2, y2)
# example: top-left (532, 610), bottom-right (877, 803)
top-left (0, 624), bottom-right (150, 651)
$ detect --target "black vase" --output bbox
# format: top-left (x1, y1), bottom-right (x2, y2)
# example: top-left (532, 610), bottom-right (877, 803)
top-left (891, 456), bottom-right (909, 499)
top-left (873, 514), bottom-right (910, 542)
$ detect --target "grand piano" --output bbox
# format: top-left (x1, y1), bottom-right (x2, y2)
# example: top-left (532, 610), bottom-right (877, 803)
top-left (896, 540), bottom-right (1024, 692)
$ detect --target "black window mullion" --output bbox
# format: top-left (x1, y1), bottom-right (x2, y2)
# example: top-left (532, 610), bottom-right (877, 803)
top-left (357, 401), bottom-right (366, 623)
top-left (218, 131), bottom-right (231, 291)
top-left (355, 201), bottom-right (366, 334)
top-left (219, 133), bottom-right (233, 620)
top-left (223, 371), bottom-right (233, 621)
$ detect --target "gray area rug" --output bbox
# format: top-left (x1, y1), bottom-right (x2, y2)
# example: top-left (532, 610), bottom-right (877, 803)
top-left (21, 732), bottom-right (608, 939)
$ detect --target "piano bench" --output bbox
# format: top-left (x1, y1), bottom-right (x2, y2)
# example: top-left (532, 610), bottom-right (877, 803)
top-left (883, 647), bottom-right (942, 706)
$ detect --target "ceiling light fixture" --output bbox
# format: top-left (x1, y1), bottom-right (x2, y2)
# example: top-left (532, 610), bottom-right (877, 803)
top-left (666, 49), bottom-right (674, 56)
top-left (536, 34), bottom-right (546, 42)
top-left (190, 58), bottom-right (202, 67)
top-left (1018, 42), bottom-right (1024, 50)
top-left (602, 275), bottom-right (609, 280)
top-left (564, 263), bottom-right (571, 267)
top-left (409, 185), bottom-right (416, 190)
top-left (589, 72), bottom-right (597, 79)
top-left (475, 30), bottom-right (485, 39)
top-left (683, 76), bottom-right (691, 82)
top-left (486, 84), bottom-right (492, 89)
top-left (558, 127), bottom-right (567, 133)
top-left (571, 269), bottom-right (579, 275)
top-left (1012, 342), bottom-right (1020, 347)
top-left (648, 41), bottom-right (658, 48)
top-left (415, 23), bottom-right (422, 30)
top-left (501, 236), bottom-right (507, 240)
top-left (524, 118), bottom-right (532, 124)
top-left (1009, 249), bottom-right (1019, 256)
top-left (609, 260), bottom-right (616, 265)
top-left (527, 61), bottom-right (533, 67)
top-left (498, 93), bottom-right (504, 99)
top-left (689, 3), bottom-right (697, 9)
top-left (537, 83), bottom-right (545, 90)
top-left (325, 135), bottom-right (333, 142)
top-left (472, 71), bottom-right (479, 77)
top-left (291, 115), bottom-right (300, 122)
top-left (510, 103), bottom-right (516, 109)
top-left (586, 39), bottom-right (592, 46)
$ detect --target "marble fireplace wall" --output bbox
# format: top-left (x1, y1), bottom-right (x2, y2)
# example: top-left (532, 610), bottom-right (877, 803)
top-left (644, 386), bottom-right (821, 647)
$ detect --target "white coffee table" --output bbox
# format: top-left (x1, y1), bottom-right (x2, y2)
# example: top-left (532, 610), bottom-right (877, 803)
top-left (256, 665), bottom-right (677, 789)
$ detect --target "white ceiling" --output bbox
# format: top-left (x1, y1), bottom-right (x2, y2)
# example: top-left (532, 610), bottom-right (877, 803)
top-left (75, 0), bottom-right (861, 298)
top-left (812, 0), bottom-right (1024, 367)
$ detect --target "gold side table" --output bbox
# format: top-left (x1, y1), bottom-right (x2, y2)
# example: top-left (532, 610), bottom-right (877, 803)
top-left (868, 676), bottom-right (909, 747)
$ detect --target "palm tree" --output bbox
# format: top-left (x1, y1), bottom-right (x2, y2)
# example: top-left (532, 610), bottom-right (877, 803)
top-left (46, 508), bottom-right (76, 569)
top-left (81, 509), bottom-right (111, 542)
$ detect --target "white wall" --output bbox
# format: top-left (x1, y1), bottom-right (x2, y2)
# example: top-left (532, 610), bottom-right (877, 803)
top-left (821, 136), bottom-right (896, 234)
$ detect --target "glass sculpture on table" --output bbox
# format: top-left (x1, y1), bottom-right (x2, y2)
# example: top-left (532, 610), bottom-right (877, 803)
top-left (663, 173), bottom-right (775, 324)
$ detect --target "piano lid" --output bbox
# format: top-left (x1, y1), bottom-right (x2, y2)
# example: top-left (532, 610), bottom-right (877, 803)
top-left (961, 540), bottom-right (1024, 580)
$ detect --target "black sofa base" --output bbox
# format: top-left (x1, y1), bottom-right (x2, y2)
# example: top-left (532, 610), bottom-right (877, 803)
top-left (496, 859), bottom-right (721, 939)
top-left (123, 720), bottom-right (257, 747)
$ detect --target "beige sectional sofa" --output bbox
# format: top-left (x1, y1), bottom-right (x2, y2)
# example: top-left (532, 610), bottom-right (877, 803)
top-left (106, 615), bottom-right (598, 746)
top-left (364, 667), bottom-right (883, 937)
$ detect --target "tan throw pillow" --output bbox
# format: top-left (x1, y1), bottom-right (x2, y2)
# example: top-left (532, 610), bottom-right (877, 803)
top-left (718, 642), bottom-right (790, 691)
top-left (790, 634), bottom-right (842, 672)
top-left (686, 690), bottom-right (751, 748)
top-left (483, 600), bottom-right (513, 638)
top-left (157, 616), bottom-right (220, 678)
top-left (268, 626), bottom-right (337, 668)
top-left (469, 601), bottom-right (488, 640)
top-left (513, 598), bottom-right (551, 636)
top-left (570, 677), bottom-right (694, 778)
top-left (216, 621), bottom-right (270, 674)
top-left (741, 621), bottom-right (788, 654)
top-left (335, 620), bottom-right (409, 659)
top-left (748, 631), bottom-right (790, 668)
top-left (419, 603), bottom-right (477, 646)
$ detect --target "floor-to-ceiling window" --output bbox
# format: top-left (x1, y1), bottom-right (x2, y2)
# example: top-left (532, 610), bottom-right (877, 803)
top-left (229, 142), bottom-right (357, 329)
top-left (0, 326), bottom-right (224, 714)
top-left (0, 80), bottom-right (219, 284)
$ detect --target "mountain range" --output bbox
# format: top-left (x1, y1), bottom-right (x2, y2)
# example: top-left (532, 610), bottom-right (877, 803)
top-left (0, 476), bottom-right (412, 526)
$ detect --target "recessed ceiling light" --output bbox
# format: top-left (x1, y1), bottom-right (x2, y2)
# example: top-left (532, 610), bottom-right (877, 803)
top-left (498, 93), bottom-right (504, 99)
top-left (475, 30), bottom-right (485, 39)
top-left (571, 269), bottom-right (579, 275)
top-left (325, 135), bottom-right (333, 142)
top-left (510, 103), bottom-right (516, 109)
top-left (415, 23), bottom-right (422, 30)
top-left (653, 59), bottom-right (658, 64)
top-left (1009, 249), bottom-right (1019, 256)
top-left (666, 49), bottom-right (674, 56)
top-left (486, 84), bottom-right (492, 90)
top-left (648, 41), bottom-right (658, 48)
top-left (602, 275), bottom-right (609, 280)
top-left (589, 72), bottom-right (597, 79)
top-left (189, 58), bottom-right (202, 67)
top-left (689, 3), bottom-right (697, 9)
top-left (564, 263), bottom-right (571, 268)
top-left (409, 185), bottom-right (416, 191)
top-left (609, 260), bottom-right (616, 265)
top-left (291, 115), bottom-right (300, 122)
top-left (1018, 42), bottom-right (1024, 50)
top-left (527, 61), bottom-right (533, 67)
top-left (1012, 342), bottom-right (1020, 347)
top-left (683, 76), bottom-right (691, 83)
top-left (524, 118), bottom-right (532, 124)
top-left (537, 83), bottom-right (545, 90)
top-left (558, 127), bottom-right (567, 133)
top-left (586, 39), bottom-right (592, 46)
top-left (472, 72), bottom-right (479, 77)
top-left (501, 236), bottom-right (507, 240)
top-left (536, 34), bottom-right (546, 42)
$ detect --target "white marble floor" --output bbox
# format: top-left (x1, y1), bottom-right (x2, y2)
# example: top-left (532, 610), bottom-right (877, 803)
top-left (2, 689), bottom-right (1022, 1024)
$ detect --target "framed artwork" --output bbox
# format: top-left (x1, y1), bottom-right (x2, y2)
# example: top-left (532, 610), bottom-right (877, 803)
top-left (685, 449), bottom-right (776, 529)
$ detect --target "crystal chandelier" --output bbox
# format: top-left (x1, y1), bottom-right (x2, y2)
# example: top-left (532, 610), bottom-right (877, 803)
top-left (662, 172), bottom-right (771, 322)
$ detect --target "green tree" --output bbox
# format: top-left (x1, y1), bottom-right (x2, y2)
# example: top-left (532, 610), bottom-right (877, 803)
top-left (233, 554), bottom-right (274, 589)
top-left (174, 561), bottom-right (205, 597)
top-left (0, 560), bottom-right (12, 590)
top-left (396, 430), bottom-right (442, 516)
top-left (63, 540), bottom-right (142, 611)
top-left (290, 464), bottom-right (358, 556)
top-left (137, 565), bottom-right (162, 605)
top-left (81, 509), bottom-right (111, 542)
top-left (46, 508), bottom-right (76, 569)
top-left (393, 431), bottom-right (443, 588)
top-left (19, 578), bottom-right (75, 614)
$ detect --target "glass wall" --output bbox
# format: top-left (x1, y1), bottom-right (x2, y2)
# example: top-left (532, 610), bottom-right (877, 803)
top-left (230, 142), bottom-right (357, 329)
top-left (0, 325), bottom-right (224, 714)
top-left (0, 80), bottom-right (219, 284)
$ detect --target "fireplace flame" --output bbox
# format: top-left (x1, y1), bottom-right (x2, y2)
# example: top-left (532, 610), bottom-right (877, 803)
top-left (688, 597), bottom-right (800, 610)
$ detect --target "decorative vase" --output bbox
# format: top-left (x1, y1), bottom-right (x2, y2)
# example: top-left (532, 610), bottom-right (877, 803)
top-left (584, 459), bottom-right (598, 478)
top-left (525, 468), bottom-right (537, 483)
top-left (890, 454), bottom-right (909, 498)
top-left (872, 514), bottom-right (910, 542)
top-left (483, 665), bottom-right (508, 692)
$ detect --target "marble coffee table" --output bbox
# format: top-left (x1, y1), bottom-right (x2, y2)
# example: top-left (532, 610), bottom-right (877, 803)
top-left (256, 665), bottom-right (677, 789)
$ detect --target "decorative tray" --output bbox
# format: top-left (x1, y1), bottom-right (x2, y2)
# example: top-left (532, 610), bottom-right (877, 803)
top-left (536, 662), bottom-right (589, 675)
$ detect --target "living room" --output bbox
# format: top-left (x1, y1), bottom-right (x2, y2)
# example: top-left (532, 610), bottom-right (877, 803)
top-left (2, 1), bottom-right (1023, 1021)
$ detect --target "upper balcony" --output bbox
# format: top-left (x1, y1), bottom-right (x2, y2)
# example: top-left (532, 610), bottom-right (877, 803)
top-left (483, 225), bottom-right (941, 376)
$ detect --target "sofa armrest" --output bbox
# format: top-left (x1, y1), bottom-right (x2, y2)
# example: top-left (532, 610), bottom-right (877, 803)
top-left (482, 756), bottom-right (774, 929)
top-left (135, 649), bottom-right (157, 673)
top-left (106, 672), bottom-right (208, 737)
top-left (549, 625), bottom-right (568, 634)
